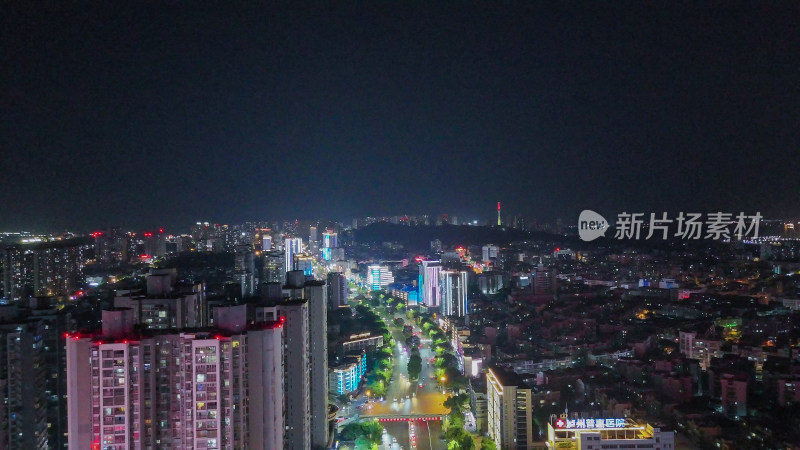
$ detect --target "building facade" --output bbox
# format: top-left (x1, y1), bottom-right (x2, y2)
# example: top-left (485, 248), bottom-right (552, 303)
top-left (486, 366), bottom-right (534, 450)
top-left (66, 308), bottom-right (284, 450)
top-left (329, 352), bottom-right (367, 395)
top-left (419, 261), bottom-right (442, 308)
top-left (546, 417), bottom-right (675, 450)
top-left (441, 269), bottom-right (468, 318)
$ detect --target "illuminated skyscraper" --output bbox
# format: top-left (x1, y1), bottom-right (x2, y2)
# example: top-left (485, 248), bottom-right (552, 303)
top-left (419, 261), bottom-right (442, 307)
top-left (284, 238), bottom-right (303, 274)
top-left (296, 255), bottom-right (313, 276)
top-left (322, 231), bottom-right (338, 249)
top-left (497, 202), bottom-right (502, 226)
top-left (440, 269), bottom-right (468, 317)
top-left (261, 235), bottom-right (272, 251)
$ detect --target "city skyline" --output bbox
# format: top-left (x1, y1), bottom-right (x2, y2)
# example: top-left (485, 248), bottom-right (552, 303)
top-left (3, 4), bottom-right (800, 449)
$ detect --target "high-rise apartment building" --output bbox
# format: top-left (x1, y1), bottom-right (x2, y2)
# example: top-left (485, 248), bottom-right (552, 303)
top-left (259, 300), bottom-right (310, 449)
top-left (2, 238), bottom-right (90, 301)
top-left (486, 366), bottom-right (534, 450)
top-left (114, 269), bottom-right (207, 330)
top-left (304, 281), bottom-right (329, 449)
top-left (327, 272), bottom-right (347, 309)
top-left (0, 316), bottom-right (50, 449)
top-left (533, 263), bottom-right (555, 295)
top-left (256, 277), bottom-right (329, 450)
top-left (66, 308), bottom-right (284, 450)
top-left (0, 300), bottom-right (73, 449)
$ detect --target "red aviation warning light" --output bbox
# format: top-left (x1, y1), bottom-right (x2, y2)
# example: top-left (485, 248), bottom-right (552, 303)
top-left (497, 202), bottom-right (501, 211)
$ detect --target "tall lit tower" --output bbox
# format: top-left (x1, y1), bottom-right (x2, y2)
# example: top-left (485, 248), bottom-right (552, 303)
top-left (284, 237), bottom-right (303, 274)
top-left (497, 202), bottom-right (502, 226)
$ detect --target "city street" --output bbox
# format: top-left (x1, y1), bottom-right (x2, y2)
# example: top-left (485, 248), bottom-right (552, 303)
top-left (339, 302), bottom-right (450, 449)
top-left (360, 314), bottom-right (449, 419)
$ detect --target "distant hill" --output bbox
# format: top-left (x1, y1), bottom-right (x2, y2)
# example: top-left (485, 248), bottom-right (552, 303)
top-left (351, 222), bottom-right (563, 247)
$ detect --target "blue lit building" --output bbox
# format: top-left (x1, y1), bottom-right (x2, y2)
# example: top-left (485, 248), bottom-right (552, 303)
top-left (329, 352), bottom-right (368, 395)
top-left (296, 256), bottom-right (313, 276)
top-left (366, 265), bottom-right (393, 291)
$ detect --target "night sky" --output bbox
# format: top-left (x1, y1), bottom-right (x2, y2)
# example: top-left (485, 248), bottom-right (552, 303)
top-left (2, 3), bottom-right (799, 231)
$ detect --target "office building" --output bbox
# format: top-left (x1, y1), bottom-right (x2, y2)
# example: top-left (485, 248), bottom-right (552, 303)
top-left (419, 261), bottom-right (442, 308)
top-left (440, 269), bottom-right (468, 318)
top-left (546, 417), bottom-right (674, 450)
top-left (486, 366), bottom-right (534, 449)
top-left (66, 308), bottom-right (284, 450)
top-left (366, 265), bottom-right (393, 291)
